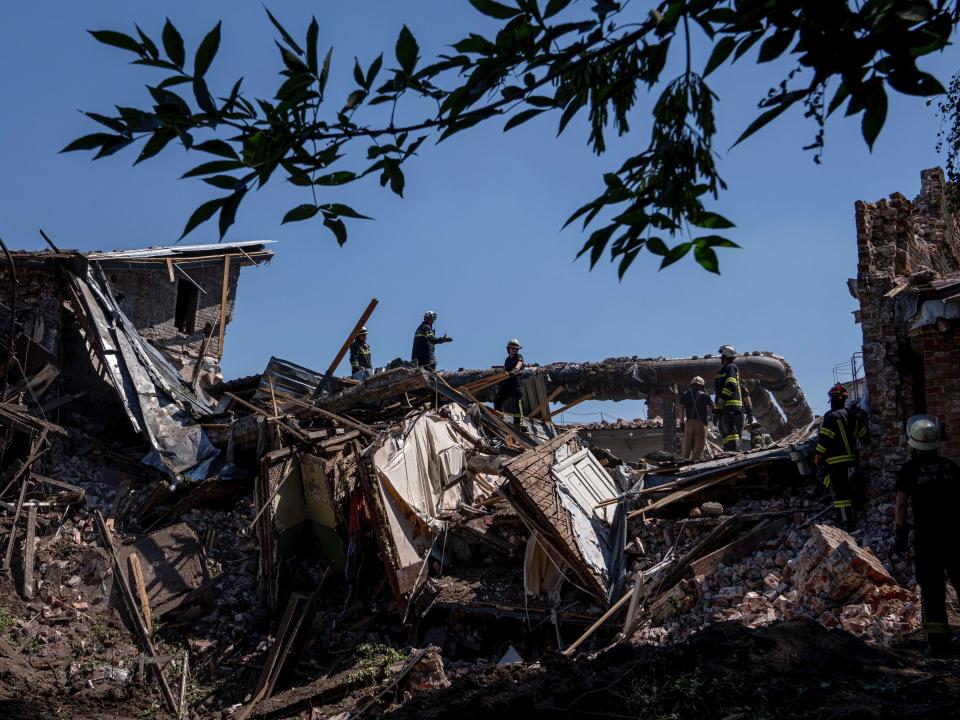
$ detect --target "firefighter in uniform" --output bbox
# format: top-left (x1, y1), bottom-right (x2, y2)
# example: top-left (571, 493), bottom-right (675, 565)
top-left (677, 376), bottom-right (713, 460)
top-left (411, 310), bottom-right (452, 372)
top-left (813, 384), bottom-right (869, 527)
top-left (349, 327), bottom-right (372, 377)
top-left (894, 417), bottom-right (960, 656)
top-left (713, 345), bottom-right (753, 451)
top-left (493, 338), bottom-right (525, 427)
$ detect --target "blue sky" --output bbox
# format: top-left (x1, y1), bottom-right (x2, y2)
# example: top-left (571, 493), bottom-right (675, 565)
top-left (1, 2), bottom-right (956, 423)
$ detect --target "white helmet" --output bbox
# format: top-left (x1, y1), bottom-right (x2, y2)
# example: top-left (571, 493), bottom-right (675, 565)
top-left (718, 345), bottom-right (737, 359)
top-left (424, 310), bottom-right (437, 321)
top-left (690, 376), bottom-right (705, 386)
top-left (907, 415), bottom-right (941, 451)
top-left (359, 326), bottom-right (368, 334)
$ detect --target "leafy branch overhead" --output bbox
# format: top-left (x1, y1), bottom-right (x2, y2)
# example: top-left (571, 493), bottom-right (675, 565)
top-left (66, 1), bottom-right (957, 275)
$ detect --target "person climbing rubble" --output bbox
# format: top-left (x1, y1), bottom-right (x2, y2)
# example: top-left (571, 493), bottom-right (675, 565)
top-left (493, 338), bottom-right (525, 427)
top-left (713, 345), bottom-right (753, 451)
top-left (349, 326), bottom-right (373, 378)
top-left (813, 384), bottom-right (869, 527)
top-left (411, 310), bottom-right (452, 372)
top-left (894, 416), bottom-right (960, 656)
top-left (677, 376), bottom-right (713, 460)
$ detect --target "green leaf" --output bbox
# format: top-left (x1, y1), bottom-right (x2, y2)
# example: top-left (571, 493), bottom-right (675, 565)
top-left (645, 237), bottom-right (669, 256)
top-left (525, 95), bottom-right (556, 108)
top-left (324, 216), bottom-right (348, 246)
top-left (704, 36), bottom-right (735, 77)
top-left (194, 139), bottom-right (239, 159)
top-left (218, 187), bottom-right (246, 239)
top-left (695, 234), bottom-right (740, 249)
top-left (886, 69), bottom-right (945, 97)
top-left (307, 18), bottom-right (319, 74)
top-left (282, 204), bottom-right (320, 223)
top-left (194, 77), bottom-right (217, 114)
top-left (757, 29), bottom-right (794, 63)
top-left (88, 30), bottom-right (142, 54)
top-left (690, 211), bottom-right (735, 230)
top-left (544, 0), bottom-right (573, 18)
top-left (731, 101), bottom-right (793, 147)
top-left (194, 21), bottom-right (221, 78)
top-left (366, 54), bottom-right (383, 88)
top-left (861, 85), bottom-right (888, 150)
top-left (182, 160), bottom-right (246, 178)
top-left (575, 223), bottom-right (617, 268)
top-left (468, 0), bottom-right (521, 20)
top-left (659, 242), bottom-right (691, 269)
top-left (319, 47), bottom-right (333, 95)
top-left (161, 19), bottom-right (185, 68)
top-left (94, 136), bottom-right (134, 159)
top-left (694, 244), bottom-right (720, 274)
top-left (180, 196), bottom-right (226, 239)
top-left (314, 171), bottom-right (357, 186)
top-left (319, 203), bottom-right (371, 220)
top-left (61, 133), bottom-right (115, 153)
top-left (158, 75), bottom-right (191, 89)
top-left (827, 82), bottom-right (849, 116)
top-left (395, 25), bottom-right (419, 76)
top-left (84, 112), bottom-right (126, 133)
top-left (135, 25), bottom-right (158, 59)
top-left (135, 129), bottom-right (176, 164)
top-left (264, 6), bottom-right (303, 55)
top-left (503, 107), bottom-right (545, 131)
top-left (388, 163), bottom-right (405, 196)
top-left (353, 58), bottom-right (365, 87)
top-left (203, 174), bottom-right (245, 190)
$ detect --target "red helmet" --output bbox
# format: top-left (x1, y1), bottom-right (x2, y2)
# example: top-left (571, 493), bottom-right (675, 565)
top-left (828, 383), bottom-right (848, 400)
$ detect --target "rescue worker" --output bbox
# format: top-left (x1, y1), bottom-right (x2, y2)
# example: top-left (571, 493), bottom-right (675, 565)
top-left (813, 384), bottom-right (869, 527)
top-left (411, 310), bottom-right (452, 372)
top-left (750, 422), bottom-right (765, 450)
top-left (349, 327), bottom-right (372, 377)
top-left (713, 345), bottom-right (754, 451)
top-left (894, 417), bottom-right (960, 656)
top-left (493, 338), bottom-right (525, 427)
top-left (677, 376), bottom-right (713, 460)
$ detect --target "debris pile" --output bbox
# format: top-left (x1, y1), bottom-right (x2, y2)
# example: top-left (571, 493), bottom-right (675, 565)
top-left (0, 242), bottom-right (949, 719)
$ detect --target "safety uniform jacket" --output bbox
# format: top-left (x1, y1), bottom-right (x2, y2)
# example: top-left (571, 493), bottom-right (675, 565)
top-left (895, 454), bottom-right (960, 547)
top-left (411, 321), bottom-right (448, 367)
top-left (349, 337), bottom-right (372, 373)
top-left (814, 407), bottom-right (868, 468)
top-left (497, 353), bottom-right (525, 396)
top-left (714, 362), bottom-right (745, 411)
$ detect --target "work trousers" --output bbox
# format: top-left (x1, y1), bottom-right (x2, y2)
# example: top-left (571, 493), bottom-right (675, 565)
top-left (717, 408), bottom-right (743, 451)
top-left (914, 539), bottom-right (960, 653)
top-left (682, 419), bottom-right (707, 460)
top-left (819, 463), bottom-right (857, 525)
top-left (494, 386), bottom-right (524, 427)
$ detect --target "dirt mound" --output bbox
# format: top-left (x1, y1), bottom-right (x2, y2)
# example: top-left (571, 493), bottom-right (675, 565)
top-left (387, 620), bottom-right (960, 720)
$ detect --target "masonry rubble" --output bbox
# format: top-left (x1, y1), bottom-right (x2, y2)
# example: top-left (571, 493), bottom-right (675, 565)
top-left (0, 218), bottom-right (947, 719)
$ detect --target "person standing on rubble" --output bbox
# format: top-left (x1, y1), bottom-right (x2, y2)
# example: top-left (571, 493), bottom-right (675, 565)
top-left (494, 338), bottom-right (526, 427)
top-left (349, 327), bottom-right (373, 378)
top-left (677, 376), bottom-right (713, 460)
top-left (894, 416), bottom-right (960, 656)
top-left (714, 345), bottom-right (753, 451)
top-left (813, 384), bottom-right (869, 527)
top-left (411, 310), bottom-right (452, 372)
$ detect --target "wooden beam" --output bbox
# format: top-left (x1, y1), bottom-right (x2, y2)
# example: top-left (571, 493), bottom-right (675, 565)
top-left (223, 392), bottom-right (311, 443)
top-left (461, 371), bottom-right (510, 394)
top-left (93, 510), bottom-right (177, 714)
top-left (548, 393), bottom-right (595, 419)
top-left (626, 470), bottom-right (741, 520)
top-left (529, 385), bottom-right (565, 419)
top-left (309, 406), bottom-right (377, 438)
top-left (128, 552), bottom-right (153, 633)
top-left (561, 586), bottom-right (633, 657)
top-left (2, 476), bottom-right (30, 573)
top-left (173, 264), bottom-right (207, 294)
top-left (325, 298), bottom-right (379, 377)
top-left (165, 258), bottom-right (175, 283)
top-left (22, 506), bottom-right (37, 599)
top-left (217, 255), bottom-right (230, 358)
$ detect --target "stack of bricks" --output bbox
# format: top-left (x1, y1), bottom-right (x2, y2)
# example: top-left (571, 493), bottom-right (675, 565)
top-left (854, 167), bottom-right (960, 483)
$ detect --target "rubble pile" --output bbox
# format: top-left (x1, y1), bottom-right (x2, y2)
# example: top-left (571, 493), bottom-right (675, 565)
top-left (0, 243), bottom-right (949, 719)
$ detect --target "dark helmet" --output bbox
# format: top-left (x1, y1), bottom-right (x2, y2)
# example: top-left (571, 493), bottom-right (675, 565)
top-left (828, 383), bottom-right (848, 401)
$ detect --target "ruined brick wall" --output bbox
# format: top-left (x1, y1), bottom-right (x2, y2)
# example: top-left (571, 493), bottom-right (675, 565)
top-left (107, 260), bottom-right (242, 376)
top-left (0, 266), bottom-right (66, 360)
top-left (855, 168), bottom-right (960, 484)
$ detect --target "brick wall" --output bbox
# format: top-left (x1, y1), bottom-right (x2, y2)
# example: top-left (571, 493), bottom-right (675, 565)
top-left (855, 168), bottom-right (960, 485)
top-left (0, 266), bottom-right (66, 359)
top-left (107, 259), bottom-right (242, 377)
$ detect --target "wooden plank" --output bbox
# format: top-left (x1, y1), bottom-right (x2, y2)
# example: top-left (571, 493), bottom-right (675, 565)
top-left (0, 427), bottom-right (50, 498)
top-left (561, 586), bottom-right (633, 657)
top-left (462, 371), bottom-right (510, 394)
top-left (325, 298), bottom-right (379, 377)
top-left (223, 392), bottom-right (311, 443)
top-left (128, 552), bottom-right (153, 633)
top-left (1, 476), bottom-right (30, 573)
top-left (217, 255), bottom-right (230, 358)
top-left (549, 393), bottom-right (595, 419)
top-left (166, 258), bottom-right (175, 283)
top-left (93, 510), bottom-right (177, 714)
top-left (178, 651), bottom-right (189, 720)
top-left (626, 469), bottom-right (741, 519)
top-left (22, 506), bottom-right (37, 599)
top-left (529, 385), bottom-right (564, 420)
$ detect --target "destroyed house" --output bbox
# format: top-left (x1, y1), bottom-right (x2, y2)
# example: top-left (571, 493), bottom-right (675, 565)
top-left (853, 167), bottom-right (960, 480)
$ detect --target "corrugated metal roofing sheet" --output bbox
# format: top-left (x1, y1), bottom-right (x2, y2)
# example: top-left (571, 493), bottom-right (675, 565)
top-left (252, 357), bottom-right (324, 413)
